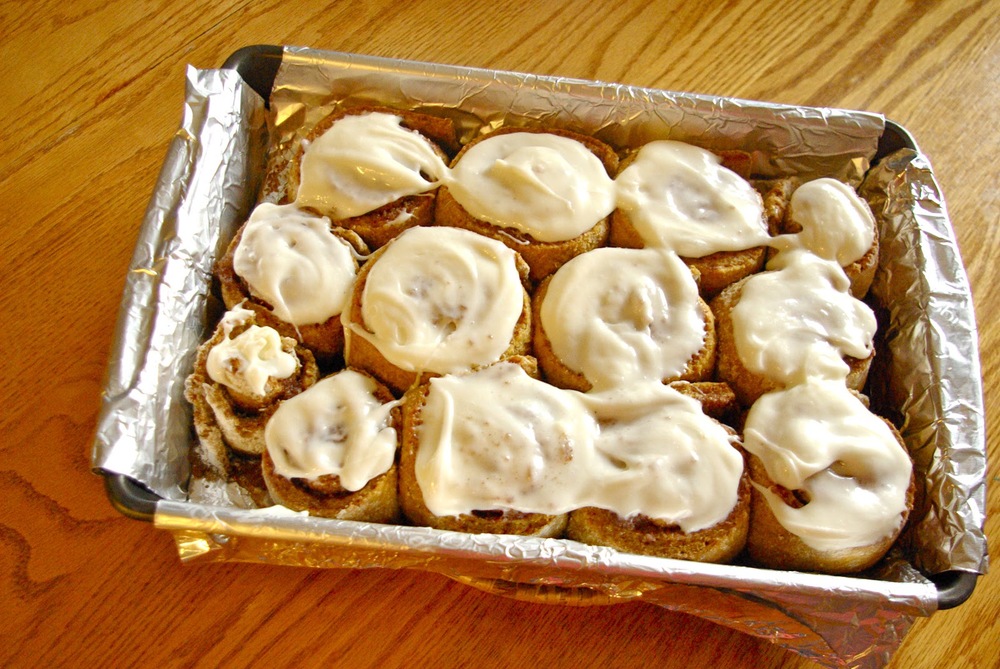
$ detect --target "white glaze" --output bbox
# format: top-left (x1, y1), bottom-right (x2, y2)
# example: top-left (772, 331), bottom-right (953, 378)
top-left (731, 250), bottom-right (876, 386)
top-left (446, 132), bottom-right (616, 242)
top-left (296, 112), bottom-right (449, 219)
top-left (415, 363), bottom-right (742, 531)
top-left (233, 203), bottom-right (358, 326)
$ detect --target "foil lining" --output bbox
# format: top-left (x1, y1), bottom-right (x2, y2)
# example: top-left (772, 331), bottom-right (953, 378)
top-left (92, 47), bottom-right (988, 668)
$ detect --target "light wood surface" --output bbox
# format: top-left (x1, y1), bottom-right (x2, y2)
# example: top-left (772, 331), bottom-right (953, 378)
top-left (2, 1), bottom-right (997, 667)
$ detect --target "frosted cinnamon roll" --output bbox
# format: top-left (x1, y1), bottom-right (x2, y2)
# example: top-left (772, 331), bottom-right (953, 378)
top-left (216, 203), bottom-right (367, 364)
top-left (770, 177), bottom-right (879, 298)
top-left (399, 359), bottom-right (748, 560)
top-left (435, 127), bottom-right (618, 282)
top-left (533, 247), bottom-right (716, 392)
top-left (342, 226), bottom-right (532, 394)
top-left (610, 140), bottom-right (771, 298)
top-left (286, 106), bottom-right (457, 249)
top-left (398, 357), bottom-right (569, 536)
top-left (565, 381), bottom-right (749, 563)
top-left (712, 249), bottom-right (876, 406)
top-left (184, 305), bottom-right (320, 503)
top-left (743, 379), bottom-right (914, 574)
top-left (261, 369), bottom-right (401, 522)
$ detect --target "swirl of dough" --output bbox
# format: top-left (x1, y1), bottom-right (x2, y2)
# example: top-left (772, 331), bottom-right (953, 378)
top-left (354, 226), bottom-right (526, 374)
top-left (233, 203), bottom-right (359, 326)
top-left (205, 305), bottom-right (298, 397)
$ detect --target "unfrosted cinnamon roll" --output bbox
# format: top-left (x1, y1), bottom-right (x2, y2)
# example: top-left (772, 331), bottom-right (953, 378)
top-left (610, 140), bottom-right (771, 298)
top-left (742, 379), bottom-right (914, 574)
top-left (288, 106), bottom-right (458, 249)
top-left (532, 247), bottom-right (716, 392)
top-left (342, 226), bottom-right (532, 394)
top-left (216, 202), bottom-right (367, 364)
top-left (711, 249), bottom-right (876, 406)
top-left (435, 126), bottom-right (619, 282)
top-left (261, 368), bottom-right (401, 522)
top-left (184, 305), bottom-right (320, 503)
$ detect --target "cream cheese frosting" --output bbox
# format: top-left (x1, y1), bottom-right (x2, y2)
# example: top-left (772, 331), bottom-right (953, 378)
top-left (206, 312), bottom-right (298, 397)
top-left (731, 250), bottom-right (876, 387)
top-left (775, 177), bottom-right (876, 266)
top-left (296, 112), bottom-right (449, 219)
top-left (614, 140), bottom-right (769, 257)
top-left (446, 132), bottom-right (617, 242)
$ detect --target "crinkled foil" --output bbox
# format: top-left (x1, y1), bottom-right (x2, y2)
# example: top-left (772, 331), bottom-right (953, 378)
top-left (93, 67), bottom-right (267, 501)
top-left (92, 48), bottom-right (988, 668)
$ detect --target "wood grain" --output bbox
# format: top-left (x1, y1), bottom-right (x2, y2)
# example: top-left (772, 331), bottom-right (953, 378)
top-left (2, 1), bottom-right (997, 667)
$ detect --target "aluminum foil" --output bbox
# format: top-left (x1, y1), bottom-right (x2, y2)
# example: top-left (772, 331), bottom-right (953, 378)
top-left (91, 47), bottom-right (988, 668)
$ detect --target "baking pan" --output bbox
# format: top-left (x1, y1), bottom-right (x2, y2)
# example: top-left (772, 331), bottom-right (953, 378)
top-left (93, 45), bottom-right (987, 666)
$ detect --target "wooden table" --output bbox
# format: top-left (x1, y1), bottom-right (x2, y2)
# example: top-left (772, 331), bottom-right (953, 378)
top-left (3, 1), bottom-right (997, 667)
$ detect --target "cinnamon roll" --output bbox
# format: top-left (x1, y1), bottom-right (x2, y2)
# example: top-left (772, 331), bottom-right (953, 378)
top-left (742, 378), bottom-right (914, 574)
top-left (532, 247), bottom-right (716, 392)
top-left (398, 357), bottom-right (569, 536)
top-left (184, 305), bottom-right (320, 503)
top-left (215, 202), bottom-right (367, 364)
top-left (435, 126), bottom-right (619, 282)
top-left (288, 106), bottom-right (458, 249)
top-left (261, 369), bottom-right (401, 522)
top-left (564, 381), bottom-right (749, 563)
top-left (342, 226), bottom-right (532, 394)
top-left (711, 249), bottom-right (876, 406)
top-left (610, 140), bottom-right (771, 298)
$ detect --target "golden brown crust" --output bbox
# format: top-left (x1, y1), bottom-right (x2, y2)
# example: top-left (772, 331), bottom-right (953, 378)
top-left (434, 126), bottom-right (619, 283)
top-left (343, 236), bottom-right (534, 395)
top-left (397, 358), bottom-right (567, 536)
top-left (744, 417), bottom-right (915, 574)
top-left (262, 451), bottom-right (400, 523)
top-left (214, 220), bottom-right (368, 365)
top-left (565, 470), bottom-right (750, 563)
top-left (711, 273), bottom-right (873, 407)
top-left (752, 177), bottom-right (800, 236)
top-left (667, 381), bottom-right (740, 426)
top-left (531, 274), bottom-right (717, 392)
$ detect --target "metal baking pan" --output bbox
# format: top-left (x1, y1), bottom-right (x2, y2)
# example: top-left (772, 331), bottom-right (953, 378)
top-left (94, 45), bottom-right (987, 667)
